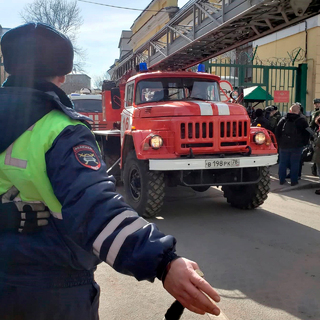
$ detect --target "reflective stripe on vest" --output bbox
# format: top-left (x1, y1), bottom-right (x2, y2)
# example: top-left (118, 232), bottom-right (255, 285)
top-left (5, 144), bottom-right (27, 169)
top-left (4, 125), bottom-right (35, 169)
top-left (0, 110), bottom-right (86, 217)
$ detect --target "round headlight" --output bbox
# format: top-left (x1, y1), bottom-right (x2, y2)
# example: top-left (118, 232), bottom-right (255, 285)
top-left (150, 135), bottom-right (163, 149)
top-left (254, 132), bottom-right (266, 145)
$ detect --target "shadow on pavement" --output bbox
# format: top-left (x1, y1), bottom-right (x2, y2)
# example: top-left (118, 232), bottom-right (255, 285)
top-left (147, 186), bottom-right (320, 320)
top-left (272, 184), bottom-right (320, 207)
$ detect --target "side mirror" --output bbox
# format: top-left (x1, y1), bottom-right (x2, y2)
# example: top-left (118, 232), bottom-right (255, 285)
top-left (230, 90), bottom-right (239, 101)
top-left (111, 88), bottom-right (121, 109)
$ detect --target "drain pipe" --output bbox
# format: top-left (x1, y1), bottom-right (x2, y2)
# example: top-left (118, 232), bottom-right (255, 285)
top-left (305, 21), bottom-right (308, 60)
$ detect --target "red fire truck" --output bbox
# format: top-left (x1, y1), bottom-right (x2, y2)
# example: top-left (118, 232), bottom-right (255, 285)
top-left (88, 66), bottom-right (277, 218)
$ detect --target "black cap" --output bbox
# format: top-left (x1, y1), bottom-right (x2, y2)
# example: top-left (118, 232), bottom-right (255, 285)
top-left (1, 22), bottom-right (73, 77)
top-left (265, 105), bottom-right (277, 112)
top-left (314, 98), bottom-right (320, 104)
top-left (255, 108), bottom-right (263, 117)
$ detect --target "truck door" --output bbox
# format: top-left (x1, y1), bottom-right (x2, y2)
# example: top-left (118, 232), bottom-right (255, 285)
top-left (121, 81), bottom-right (134, 144)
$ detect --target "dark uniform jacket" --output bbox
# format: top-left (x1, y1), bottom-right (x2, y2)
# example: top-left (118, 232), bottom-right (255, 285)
top-left (269, 111), bottom-right (282, 132)
top-left (252, 115), bottom-right (271, 130)
top-left (310, 109), bottom-right (320, 131)
top-left (0, 79), bottom-right (177, 287)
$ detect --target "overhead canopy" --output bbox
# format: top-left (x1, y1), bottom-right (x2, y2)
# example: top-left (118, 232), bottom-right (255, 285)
top-left (243, 86), bottom-right (273, 102)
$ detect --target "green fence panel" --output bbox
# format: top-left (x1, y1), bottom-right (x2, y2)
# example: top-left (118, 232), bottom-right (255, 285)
top-left (206, 60), bottom-right (303, 114)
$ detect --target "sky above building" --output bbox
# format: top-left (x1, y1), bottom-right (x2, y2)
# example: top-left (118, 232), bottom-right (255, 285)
top-left (1, 0), bottom-right (189, 85)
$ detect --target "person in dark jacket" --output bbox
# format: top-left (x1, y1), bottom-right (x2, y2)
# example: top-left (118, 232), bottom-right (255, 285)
top-left (310, 99), bottom-right (320, 176)
top-left (313, 116), bottom-right (320, 194)
top-left (0, 23), bottom-right (220, 320)
top-left (276, 104), bottom-right (310, 186)
top-left (265, 105), bottom-right (281, 133)
top-left (252, 108), bottom-right (271, 130)
top-left (309, 98), bottom-right (320, 131)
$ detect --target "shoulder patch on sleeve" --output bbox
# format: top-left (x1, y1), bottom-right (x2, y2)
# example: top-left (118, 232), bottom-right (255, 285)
top-left (73, 145), bottom-right (101, 170)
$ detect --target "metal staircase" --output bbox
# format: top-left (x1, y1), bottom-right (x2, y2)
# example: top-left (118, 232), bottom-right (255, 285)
top-left (111, 0), bottom-right (320, 81)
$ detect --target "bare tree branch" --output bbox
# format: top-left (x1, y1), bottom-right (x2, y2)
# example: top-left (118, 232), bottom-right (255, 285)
top-left (93, 71), bottom-right (110, 89)
top-left (20, 0), bottom-right (85, 72)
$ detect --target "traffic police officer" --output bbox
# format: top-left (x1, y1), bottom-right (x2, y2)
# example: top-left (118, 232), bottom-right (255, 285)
top-left (310, 99), bottom-right (320, 176)
top-left (0, 23), bottom-right (220, 319)
top-left (310, 98), bottom-right (320, 131)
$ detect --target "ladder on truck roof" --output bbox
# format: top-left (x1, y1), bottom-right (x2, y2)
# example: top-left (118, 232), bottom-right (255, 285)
top-left (111, 0), bottom-right (319, 81)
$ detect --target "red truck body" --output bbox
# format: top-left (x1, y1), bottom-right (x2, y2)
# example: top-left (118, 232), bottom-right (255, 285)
top-left (80, 70), bottom-right (278, 217)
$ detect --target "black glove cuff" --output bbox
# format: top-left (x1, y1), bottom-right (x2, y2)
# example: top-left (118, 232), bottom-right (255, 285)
top-left (0, 203), bottom-right (21, 232)
top-left (156, 251), bottom-right (180, 283)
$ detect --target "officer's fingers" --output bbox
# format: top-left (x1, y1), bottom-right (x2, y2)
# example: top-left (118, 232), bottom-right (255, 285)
top-left (36, 211), bottom-right (50, 219)
top-left (190, 271), bottom-right (220, 302)
top-left (182, 302), bottom-right (206, 315)
top-left (183, 282), bottom-right (220, 316)
top-left (176, 291), bottom-right (206, 315)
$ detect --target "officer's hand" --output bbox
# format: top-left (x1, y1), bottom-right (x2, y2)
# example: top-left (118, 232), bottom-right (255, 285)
top-left (163, 258), bottom-right (220, 316)
top-left (0, 201), bottom-right (50, 234)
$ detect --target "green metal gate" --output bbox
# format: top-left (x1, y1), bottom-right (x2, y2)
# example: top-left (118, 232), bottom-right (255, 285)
top-left (203, 59), bottom-right (307, 114)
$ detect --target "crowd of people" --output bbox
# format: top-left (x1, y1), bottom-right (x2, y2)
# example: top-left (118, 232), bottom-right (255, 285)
top-left (251, 99), bottom-right (320, 194)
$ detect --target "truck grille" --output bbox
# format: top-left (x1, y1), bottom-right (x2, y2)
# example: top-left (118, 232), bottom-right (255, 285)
top-left (219, 120), bottom-right (248, 148)
top-left (220, 120), bottom-right (248, 138)
top-left (177, 118), bottom-right (249, 153)
top-left (180, 122), bottom-right (213, 139)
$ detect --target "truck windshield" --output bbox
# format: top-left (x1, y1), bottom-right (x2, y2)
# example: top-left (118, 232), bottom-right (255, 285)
top-left (135, 78), bottom-right (220, 104)
top-left (72, 99), bottom-right (102, 113)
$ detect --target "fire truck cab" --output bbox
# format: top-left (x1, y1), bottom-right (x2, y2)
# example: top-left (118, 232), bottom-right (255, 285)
top-left (94, 70), bottom-right (278, 218)
top-left (69, 90), bottom-right (104, 130)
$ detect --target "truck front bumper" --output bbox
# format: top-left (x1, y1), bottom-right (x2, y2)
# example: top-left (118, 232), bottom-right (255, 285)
top-left (149, 154), bottom-right (278, 171)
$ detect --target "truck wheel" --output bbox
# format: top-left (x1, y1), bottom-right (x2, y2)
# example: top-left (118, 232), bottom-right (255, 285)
top-left (123, 151), bottom-right (165, 218)
top-left (222, 167), bottom-right (270, 209)
top-left (191, 186), bottom-right (210, 192)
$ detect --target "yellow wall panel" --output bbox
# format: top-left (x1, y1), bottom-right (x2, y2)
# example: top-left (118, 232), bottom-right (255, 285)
top-left (255, 27), bottom-right (320, 112)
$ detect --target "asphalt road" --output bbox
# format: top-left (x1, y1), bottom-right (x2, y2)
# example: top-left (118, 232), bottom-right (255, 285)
top-left (96, 185), bottom-right (320, 320)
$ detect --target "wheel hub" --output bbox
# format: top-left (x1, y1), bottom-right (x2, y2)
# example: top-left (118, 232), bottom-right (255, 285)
top-left (129, 168), bottom-right (141, 201)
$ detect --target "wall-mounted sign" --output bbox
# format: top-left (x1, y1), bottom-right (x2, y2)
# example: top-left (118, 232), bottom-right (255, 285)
top-left (274, 90), bottom-right (290, 103)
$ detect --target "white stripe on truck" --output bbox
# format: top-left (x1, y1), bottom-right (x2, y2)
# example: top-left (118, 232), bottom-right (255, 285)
top-left (195, 102), bottom-right (213, 115)
top-left (216, 102), bottom-right (230, 115)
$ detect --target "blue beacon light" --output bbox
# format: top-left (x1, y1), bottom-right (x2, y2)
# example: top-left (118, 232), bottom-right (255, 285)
top-left (139, 62), bottom-right (148, 71)
top-left (197, 64), bottom-right (205, 72)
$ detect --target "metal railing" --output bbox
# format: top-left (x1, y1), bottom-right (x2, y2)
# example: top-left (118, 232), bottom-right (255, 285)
top-left (111, 0), bottom-right (320, 82)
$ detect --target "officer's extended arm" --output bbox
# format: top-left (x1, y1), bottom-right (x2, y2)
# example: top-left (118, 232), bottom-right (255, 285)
top-left (46, 124), bottom-right (177, 282)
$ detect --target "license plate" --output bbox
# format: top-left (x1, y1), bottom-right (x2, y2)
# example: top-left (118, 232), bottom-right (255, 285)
top-left (205, 159), bottom-right (240, 168)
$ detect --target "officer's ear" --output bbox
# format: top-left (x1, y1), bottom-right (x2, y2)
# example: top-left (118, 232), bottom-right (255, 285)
top-left (50, 75), bottom-right (66, 87)
top-left (57, 75), bottom-right (66, 85)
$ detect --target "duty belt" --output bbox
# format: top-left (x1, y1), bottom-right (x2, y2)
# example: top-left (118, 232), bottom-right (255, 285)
top-left (0, 186), bottom-right (50, 233)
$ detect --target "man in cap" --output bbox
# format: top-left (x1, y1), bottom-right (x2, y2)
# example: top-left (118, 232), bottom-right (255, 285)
top-left (252, 108), bottom-right (271, 130)
top-left (276, 103), bottom-right (310, 186)
top-left (312, 116), bottom-right (320, 195)
top-left (310, 98), bottom-right (320, 131)
top-left (265, 105), bottom-right (281, 133)
top-left (0, 23), bottom-right (220, 319)
top-left (309, 99), bottom-right (320, 176)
